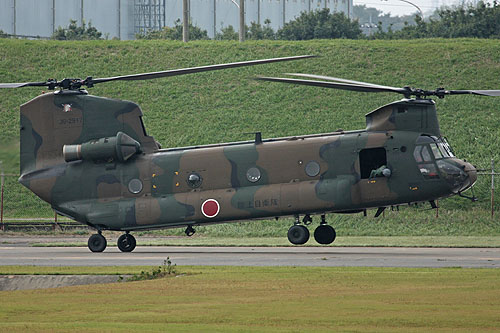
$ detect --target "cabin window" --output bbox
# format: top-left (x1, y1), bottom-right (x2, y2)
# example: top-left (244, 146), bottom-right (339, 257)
top-left (246, 167), bottom-right (261, 183)
top-left (359, 147), bottom-right (387, 179)
top-left (305, 161), bottom-right (320, 177)
top-left (187, 172), bottom-right (202, 188)
top-left (128, 179), bottom-right (143, 194)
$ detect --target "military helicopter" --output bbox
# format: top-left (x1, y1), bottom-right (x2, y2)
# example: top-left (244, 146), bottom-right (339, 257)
top-left (1, 55), bottom-right (498, 252)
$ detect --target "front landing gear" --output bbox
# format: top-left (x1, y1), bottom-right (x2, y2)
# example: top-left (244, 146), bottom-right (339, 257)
top-left (88, 233), bottom-right (107, 252)
top-left (287, 214), bottom-right (337, 246)
top-left (314, 214), bottom-right (336, 245)
top-left (117, 233), bottom-right (136, 252)
top-left (314, 225), bottom-right (336, 244)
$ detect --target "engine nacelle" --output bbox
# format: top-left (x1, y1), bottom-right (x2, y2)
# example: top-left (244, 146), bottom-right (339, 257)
top-left (63, 132), bottom-right (142, 163)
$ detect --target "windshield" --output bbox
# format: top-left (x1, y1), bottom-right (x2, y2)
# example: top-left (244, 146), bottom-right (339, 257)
top-left (413, 135), bottom-right (455, 180)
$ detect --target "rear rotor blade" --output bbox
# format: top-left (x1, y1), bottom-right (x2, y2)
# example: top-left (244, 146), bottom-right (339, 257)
top-left (256, 76), bottom-right (409, 96)
top-left (91, 55), bottom-right (315, 85)
top-left (0, 81), bottom-right (49, 89)
top-left (0, 55), bottom-right (314, 90)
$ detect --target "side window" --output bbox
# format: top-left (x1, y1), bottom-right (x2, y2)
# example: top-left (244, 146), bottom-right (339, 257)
top-left (419, 163), bottom-right (439, 179)
top-left (359, 147), bottom-right (387, 179)
top-left (413, 146), bottom-right (423, 162)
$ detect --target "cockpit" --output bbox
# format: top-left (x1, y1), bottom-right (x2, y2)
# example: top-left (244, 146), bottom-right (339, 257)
top-left (413, 135), bottom-right (454, 180)
top-left (413, 135), bottom-right (476, 193)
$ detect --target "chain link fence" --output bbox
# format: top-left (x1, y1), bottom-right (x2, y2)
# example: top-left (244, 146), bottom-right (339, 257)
top-left (0, 174), bottom-right (86, 231)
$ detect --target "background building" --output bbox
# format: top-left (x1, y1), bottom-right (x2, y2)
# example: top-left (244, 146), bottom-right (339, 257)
top-left (0, 0), bottom-right (354, 40)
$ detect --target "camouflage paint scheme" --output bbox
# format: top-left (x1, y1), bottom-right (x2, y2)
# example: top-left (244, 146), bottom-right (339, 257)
top-left (18, 90), bottom-right (477, 231)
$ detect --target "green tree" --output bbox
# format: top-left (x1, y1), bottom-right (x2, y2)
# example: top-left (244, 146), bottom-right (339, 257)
top-left (215, 25), bottom-right (238, 40)
top-left (277, 9), bottom-right (362, 40)
top-left (216, 20), bottom-right (276, 40)
top-left (247, 19), bottom-right (276, 40)
top-left (52, 20), bottom-right (103, 40)
top-left (137, 19), bottom-right (209, 40)
top-left (374, 1), bottom-right (500, 39)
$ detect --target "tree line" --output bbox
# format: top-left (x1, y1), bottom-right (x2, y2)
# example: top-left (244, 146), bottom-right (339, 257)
top-left (137, 1), bottom-right (500, 40)
top-left (1, 1), bottom-right (498, 41)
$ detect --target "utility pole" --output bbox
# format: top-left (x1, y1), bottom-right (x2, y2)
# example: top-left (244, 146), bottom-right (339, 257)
top-left (80, 0), bottom-right (84, 25)
top-left (239, 0), bottom-right (245, 42)
top-left (13, 0), bottom-right (16, 36)
top-left (52, 0), bottom-right (56, 34)
top-left (492, 159), bottom-right (495, 218)
top-left (183, 0), bottom-right (189, 42)
top-left (0, 161), bottom-right (4, 229)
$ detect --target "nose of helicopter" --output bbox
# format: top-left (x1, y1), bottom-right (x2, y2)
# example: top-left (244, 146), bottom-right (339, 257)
top-left (437, 159), bottom-right (477, 194)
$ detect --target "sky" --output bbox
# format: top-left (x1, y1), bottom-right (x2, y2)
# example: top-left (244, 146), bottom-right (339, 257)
top-left (353, 0), bottom-right (486, 17)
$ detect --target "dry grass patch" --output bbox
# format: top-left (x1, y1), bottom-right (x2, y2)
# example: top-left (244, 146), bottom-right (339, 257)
top-left (0, 266), bottom-right (498, 332)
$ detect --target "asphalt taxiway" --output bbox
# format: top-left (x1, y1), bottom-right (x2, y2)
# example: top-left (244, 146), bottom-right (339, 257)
top-left (0, 245), bottom-right (498, 268)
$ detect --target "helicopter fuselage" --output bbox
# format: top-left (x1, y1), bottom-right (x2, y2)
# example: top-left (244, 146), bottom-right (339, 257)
top-left (18, 92), bottom-right (476, 232)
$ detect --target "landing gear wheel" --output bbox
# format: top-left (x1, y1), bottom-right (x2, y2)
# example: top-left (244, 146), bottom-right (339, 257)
top-left (88, 233), bottom-right (107, 252)
top-left (287, 225), bottom-right (310, 245)
top-left (314, 225), bottom-right (336, 245)
top-left (185, 225), bottom-right (196, 237)
top-left (117, 233), bottom-right (136, 252)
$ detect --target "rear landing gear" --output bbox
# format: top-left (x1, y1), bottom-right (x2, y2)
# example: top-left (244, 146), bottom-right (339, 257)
top-left (117, 233), bottom-right (136, 252)
top-left (88, 233), bottom-right (107, 252)
top-left (287, 225), bottom-right (310, 245)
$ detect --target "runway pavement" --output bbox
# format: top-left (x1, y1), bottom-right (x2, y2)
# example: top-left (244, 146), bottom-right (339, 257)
top-left (0, 245), bottom-right (499, 268)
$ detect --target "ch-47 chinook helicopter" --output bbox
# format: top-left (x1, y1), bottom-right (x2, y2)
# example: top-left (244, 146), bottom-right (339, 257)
top-left (1, 55), bottom-right (499, 253)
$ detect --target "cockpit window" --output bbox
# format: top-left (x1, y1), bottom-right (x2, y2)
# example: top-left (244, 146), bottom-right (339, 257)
top-left (413, 146), bottom-right (423, 162)
top-left (440, 138), bottom-right (455, 157)
top-left (413, 135), bottom-right (455, 180)
top-left (419, 163), bottom-right (440, 179)
top-left (430, 144), bottom-right (443, 159)
top-left (421, 145), bottom-right (432, 162)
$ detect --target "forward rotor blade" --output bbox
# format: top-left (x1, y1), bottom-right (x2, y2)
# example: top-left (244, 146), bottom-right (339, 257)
top-left (286, 73), bottom-right (401, 90)
top-left (91, 55), bottom-right (315, 85)
top-left (447, 90), bottom-right (500, 97)
top-left (0, 81), bottom-right (49, 89)
top-left (256, 76), bottom-right (409, 95)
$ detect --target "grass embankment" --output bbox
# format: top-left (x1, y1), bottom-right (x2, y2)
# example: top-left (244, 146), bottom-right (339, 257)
top-left (0, 266), bottom-right (499, 331)
top-left (0, 39), bottom-right (499, 237)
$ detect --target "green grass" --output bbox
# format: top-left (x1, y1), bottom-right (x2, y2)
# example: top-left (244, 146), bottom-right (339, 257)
top-left (2, 205), bottom-right (500, 238)
top-left (0, 266), bottom-right (499, 332)
top-left (1, 38), bottom-right (500, 235)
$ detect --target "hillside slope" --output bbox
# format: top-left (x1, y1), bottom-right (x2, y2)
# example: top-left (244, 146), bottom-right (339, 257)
top-left (0, 39), bottom-right (499, 219)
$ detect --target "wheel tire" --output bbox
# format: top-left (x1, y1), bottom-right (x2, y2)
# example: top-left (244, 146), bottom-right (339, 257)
top-left (314, 225), bottom-right (336, 245)
top-left (287, 225), bottom-right (310, 245)
top-left (117, 234), bottom-right (136, 252)
top-left (88, 234), bottom-right (107, 252)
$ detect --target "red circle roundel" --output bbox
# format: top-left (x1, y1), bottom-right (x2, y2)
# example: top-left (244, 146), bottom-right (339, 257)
top-left (201, 199), bottom-right (220, 218)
